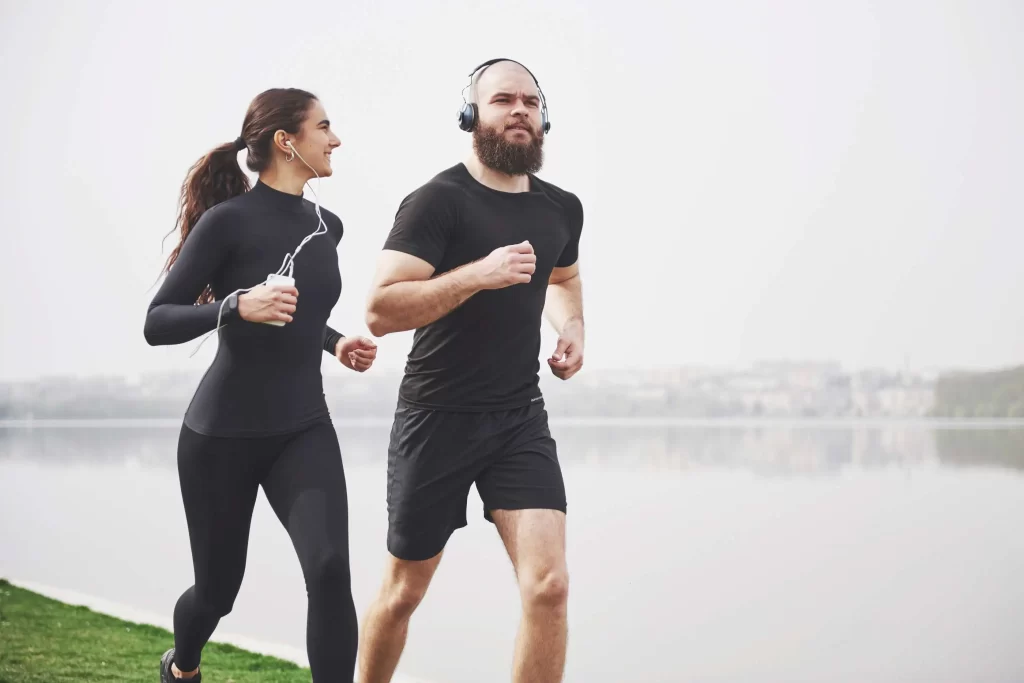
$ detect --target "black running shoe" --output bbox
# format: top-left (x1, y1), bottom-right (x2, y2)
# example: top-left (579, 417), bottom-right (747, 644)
top-left (160, 648), bottom-right (201, 682)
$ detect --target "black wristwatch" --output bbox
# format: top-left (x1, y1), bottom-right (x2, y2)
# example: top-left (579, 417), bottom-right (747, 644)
top-left (223, 292), bottom-right (240, 322)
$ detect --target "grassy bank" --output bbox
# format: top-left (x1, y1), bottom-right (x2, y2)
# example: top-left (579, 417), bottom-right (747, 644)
top-left (0, 579), bottom-right (311, 682)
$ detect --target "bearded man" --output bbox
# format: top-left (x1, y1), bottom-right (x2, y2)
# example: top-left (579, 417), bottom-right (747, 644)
top-left (359, 57), bottom-right (586, 683)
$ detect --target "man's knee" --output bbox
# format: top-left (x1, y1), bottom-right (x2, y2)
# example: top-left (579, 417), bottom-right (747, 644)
top-left (379, 554), bottom-right (440, 621)
top-left (520, 565), bottom-right (569, 612)
top-left (382, 581), bottom-right (427, 621)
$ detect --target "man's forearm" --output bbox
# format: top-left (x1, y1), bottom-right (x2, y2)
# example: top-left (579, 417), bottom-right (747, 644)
top-left (544, 274), bottom-right (584, 335)
top-left (367, 264), bottom-right (483, 336)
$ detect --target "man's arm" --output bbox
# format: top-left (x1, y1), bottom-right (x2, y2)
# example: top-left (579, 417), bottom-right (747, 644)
top-left (545, 261), bottom-right (585, 380)
top-left (544, 262), bottom-right (584, 335)
top-left (366, 241), bottom-right (536, 337)
top-left (364, 250), bottom-right (484, 337)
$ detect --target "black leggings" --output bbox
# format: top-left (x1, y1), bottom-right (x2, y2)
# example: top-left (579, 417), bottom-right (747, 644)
top-left (172, 419), bottom-right (357, 682)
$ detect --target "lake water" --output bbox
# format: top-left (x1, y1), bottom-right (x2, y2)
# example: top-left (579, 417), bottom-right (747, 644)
top-left (2, 419), bottom-right (1023, 683)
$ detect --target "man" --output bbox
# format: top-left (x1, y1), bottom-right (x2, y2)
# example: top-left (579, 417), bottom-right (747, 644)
top-left (359, 58), bottom-right (585, 683)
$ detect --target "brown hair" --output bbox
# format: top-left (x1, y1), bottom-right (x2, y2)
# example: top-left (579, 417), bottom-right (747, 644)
top-left (162, 88), bottom-right (318, 303)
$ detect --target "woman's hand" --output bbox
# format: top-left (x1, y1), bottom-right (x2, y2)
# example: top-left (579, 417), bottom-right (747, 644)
top-left (238, 284), bottom-right (298, 324)
top-left (335, 336), bottom-right (377, 372)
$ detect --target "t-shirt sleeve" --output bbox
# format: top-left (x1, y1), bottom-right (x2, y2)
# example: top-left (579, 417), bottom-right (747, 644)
top-left (555, 192), bottom-right (584, 268)
top-left (382, 183), bottom-right (457, 269)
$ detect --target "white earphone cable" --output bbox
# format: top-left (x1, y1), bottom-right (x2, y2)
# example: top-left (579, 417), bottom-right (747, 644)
top-left (188, 141), bottom-right (328, 358)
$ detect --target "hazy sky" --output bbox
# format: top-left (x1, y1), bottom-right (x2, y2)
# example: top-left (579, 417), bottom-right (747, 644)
top-left (2, 0), bottom-right (1021, 381)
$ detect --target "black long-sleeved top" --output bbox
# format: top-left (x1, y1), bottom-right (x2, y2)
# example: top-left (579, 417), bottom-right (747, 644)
top-left (145, 180), bottom-right (345, 437)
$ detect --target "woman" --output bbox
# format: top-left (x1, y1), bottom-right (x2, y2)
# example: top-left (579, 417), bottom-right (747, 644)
top-left (145, 88), bottom-right (376, 682)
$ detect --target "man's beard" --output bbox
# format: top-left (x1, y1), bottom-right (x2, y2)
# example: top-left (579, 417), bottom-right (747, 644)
top-left (472, 122), bottom-right (544, 176)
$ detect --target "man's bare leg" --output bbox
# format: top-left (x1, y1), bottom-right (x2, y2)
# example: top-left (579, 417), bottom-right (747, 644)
top-left (491, 509), bottom-right (569, 683)
top-left (357, 551), bottom-right (443, 683)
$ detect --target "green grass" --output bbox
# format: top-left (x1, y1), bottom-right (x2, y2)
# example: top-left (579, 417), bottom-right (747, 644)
top-left (0, 579), bottom-right (312, 682)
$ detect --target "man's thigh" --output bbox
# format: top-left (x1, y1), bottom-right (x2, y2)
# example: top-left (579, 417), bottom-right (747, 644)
top-left (490, 508), bottom-right (567, 577)
top-left (386, 402), bottom-right (489, 562)
top-left (475, 402), bottom-right (567, 525)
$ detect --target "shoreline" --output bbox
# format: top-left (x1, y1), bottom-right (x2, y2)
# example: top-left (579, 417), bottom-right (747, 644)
top-left (5, 577), bottom-right (311, 666)
top-left (2, 577), bottom-right (433, 683)
top-left (3, 416), bottom-right (1024, 429)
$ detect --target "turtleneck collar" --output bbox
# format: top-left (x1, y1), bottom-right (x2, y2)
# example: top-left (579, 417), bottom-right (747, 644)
top-left (250, 179), bottom-right (307, 211)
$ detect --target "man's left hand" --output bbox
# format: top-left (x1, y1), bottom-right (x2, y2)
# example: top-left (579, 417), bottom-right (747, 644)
top-left (548, 320), bottom-right (583, 380)
top-left (335, 336), bottom-right (377, 373)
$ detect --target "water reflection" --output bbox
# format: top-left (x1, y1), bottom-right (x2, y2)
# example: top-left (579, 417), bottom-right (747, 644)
top-left (932, 426), bottom-right (1024, 473)
top-left (2, 420), bottom-right (1022, 475)
top-left (3, 420), bottom-right (1023, 682)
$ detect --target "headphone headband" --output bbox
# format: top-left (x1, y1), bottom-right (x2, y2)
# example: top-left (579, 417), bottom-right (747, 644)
top-left (457, 58), bottom-right (550, 134)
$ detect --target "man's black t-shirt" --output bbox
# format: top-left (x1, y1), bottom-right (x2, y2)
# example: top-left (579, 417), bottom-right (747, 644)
top-left (145, 180), bottom-right (346, 437)
top-left (382, 163), bottom-right (584, 412)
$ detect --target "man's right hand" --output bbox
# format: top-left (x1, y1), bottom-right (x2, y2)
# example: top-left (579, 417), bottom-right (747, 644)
top-left (239, 283), bottom-right (299, 324)
top-left (473, 240), bottom-right (537, 290)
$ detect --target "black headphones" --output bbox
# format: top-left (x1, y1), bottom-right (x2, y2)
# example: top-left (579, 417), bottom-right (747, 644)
top-left (457, 58), bottom-right (550, 134)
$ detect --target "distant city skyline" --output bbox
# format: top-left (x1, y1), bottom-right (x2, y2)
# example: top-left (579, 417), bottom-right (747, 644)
top-left (1, 355), bottom-right (1012, 385)
top-left (8, 360), bottom-right (1020, 420)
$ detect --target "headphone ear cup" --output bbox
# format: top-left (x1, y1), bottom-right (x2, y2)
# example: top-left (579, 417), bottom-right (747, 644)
top-left (458, 102), bottom-right (477, 132)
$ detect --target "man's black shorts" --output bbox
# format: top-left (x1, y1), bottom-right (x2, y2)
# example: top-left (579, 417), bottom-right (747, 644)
top-left (385, 398), bottom-right (566, 562)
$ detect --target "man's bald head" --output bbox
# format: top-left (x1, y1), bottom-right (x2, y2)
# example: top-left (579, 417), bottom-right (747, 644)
top-left (466, 59), bottom-right (546, 175)
top-left (469, 60), bottom-right (539, 104)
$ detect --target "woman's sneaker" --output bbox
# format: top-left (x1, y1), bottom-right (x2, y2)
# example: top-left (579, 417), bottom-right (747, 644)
top-left (160, 648), bottom-right (201, 682)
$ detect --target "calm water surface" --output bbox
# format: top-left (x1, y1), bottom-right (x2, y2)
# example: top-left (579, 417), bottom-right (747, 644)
top-left (2, 420), bottom-right (1023, 683)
